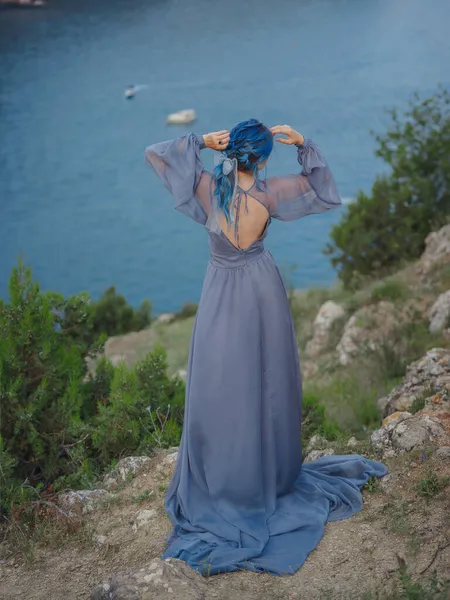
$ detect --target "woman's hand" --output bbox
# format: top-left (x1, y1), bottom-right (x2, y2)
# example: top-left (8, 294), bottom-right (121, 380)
top-left (270, 125), bottom-right (304, 146)
top-left (203, 130), bottom-right (230, 151)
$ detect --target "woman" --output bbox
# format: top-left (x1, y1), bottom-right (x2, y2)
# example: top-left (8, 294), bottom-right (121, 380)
top-left (145, 119), bottom-right (387, 577)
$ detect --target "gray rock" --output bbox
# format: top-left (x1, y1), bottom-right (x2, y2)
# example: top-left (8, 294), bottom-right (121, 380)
top-left (91, 558), bottom-right (208, 600)
top-left (379, 348), bottom-right (450, 417)
top-left (429, 290), bottom-right (450, 334)
top-left (435, 446), bottom-right (450, 460)
top-left (132, 509), bottom-right (158, 532)
top-left (304, 448), bottom-right (335, 462)
top-left (305, 434), bottom-right (328, 453)
top-left (337, 302), bottom-right (396, 366)
top-left (174, 369), bottom-right (187, 380)
top-left (103, 456), bottom-right (152, 490)
top-left (417, 224), bottom-right (450, 276)
top-left (305, 301), bottom-right (345, 358)
top-left (59, 489), bottom-right (108, 515)
top-left (347, 436), bottom-right (359, 448)
top-left (371, 411), bottom-right (449, 456)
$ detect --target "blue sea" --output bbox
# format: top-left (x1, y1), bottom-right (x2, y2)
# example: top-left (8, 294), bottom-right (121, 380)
top-left (1, 0), bottom-right (449, 313)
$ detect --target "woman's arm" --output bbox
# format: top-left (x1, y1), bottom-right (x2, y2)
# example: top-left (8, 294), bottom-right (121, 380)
top-left (144, 130), bottom-right (230, 224)
top-left (266, 125), bottom-right (341, 221)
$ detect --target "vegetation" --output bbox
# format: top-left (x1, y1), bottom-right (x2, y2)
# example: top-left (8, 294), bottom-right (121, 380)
top-left (326, 87), bottom-right (450, 288)
top-left (0, 262), bottom-right (181, 519)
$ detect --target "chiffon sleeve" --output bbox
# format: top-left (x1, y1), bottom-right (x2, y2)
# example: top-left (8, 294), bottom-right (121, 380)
top-left (266, 138), bottom-right (341, 221)
top-left (145, 133), bottom-right (212, 224)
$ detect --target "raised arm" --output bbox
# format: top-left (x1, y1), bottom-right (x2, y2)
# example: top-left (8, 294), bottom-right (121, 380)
top-left (266, 125), bottom-right (341, 221)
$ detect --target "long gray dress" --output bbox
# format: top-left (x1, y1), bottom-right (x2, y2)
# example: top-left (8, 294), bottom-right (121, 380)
top-left (145, 133), bottom-right (387, 576)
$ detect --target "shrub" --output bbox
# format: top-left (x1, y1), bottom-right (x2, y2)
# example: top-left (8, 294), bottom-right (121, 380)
top-left (174, 302), bottom-right (198, 321)
top-left (90, 286), bottom-right (152, 338)
top-left (326, 87), bottom-right (450, 288)
top-left (0, 262), bottom-right (88, 487)
top-left (370, 279), bottom-right (409, 303)
top-left (301, 391), bottom-right (343, 448)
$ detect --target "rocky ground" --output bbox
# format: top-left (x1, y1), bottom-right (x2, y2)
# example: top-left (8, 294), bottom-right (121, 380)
top-left (1, 349), bottom-right (449, 600)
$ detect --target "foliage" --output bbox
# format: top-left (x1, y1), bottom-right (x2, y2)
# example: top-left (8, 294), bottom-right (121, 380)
top-left (90, 286), bottom-right (152, 338)
top-left (0, 262), bottom-right (183, 518)
top-left (174, 301), bottom-right (198, 321)
top-left (370, 279), bottom-right (410, 304)
top-left (301, 391), bottom-right (343, 448)
top-left (414, 469), bottom-right (450, 499)
top-left (0, 261), bottom-right (88, 488)
top-left (326, 87), bottom-right (450, 288)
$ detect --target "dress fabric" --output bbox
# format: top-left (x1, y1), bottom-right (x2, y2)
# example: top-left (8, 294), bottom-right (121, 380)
top-left (145, 133), bottom-right (388, 576)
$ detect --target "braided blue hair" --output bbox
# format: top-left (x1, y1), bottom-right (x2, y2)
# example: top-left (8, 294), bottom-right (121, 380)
top-left (213, 119), bottom-right (273, 224)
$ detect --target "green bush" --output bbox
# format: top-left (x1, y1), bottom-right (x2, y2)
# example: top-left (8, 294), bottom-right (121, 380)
top-left (370, 279), bottom-right (410, 303)
top-left (174, 302), bottom-right (198, 321)
top-left (326, 87), bottom-right (450, 288)
top-left (90, 286), bottom-right (152, 338)
top-left (0, 263), bottom-right (183, 517)
top-left (301, 391), bottom-right (343, 448)
top-left (0, 262), bottom-right (88, 487)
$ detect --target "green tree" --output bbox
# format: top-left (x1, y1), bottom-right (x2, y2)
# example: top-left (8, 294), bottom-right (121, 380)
top-left (326, 87), bottom-right (450, 288)
top-left (91, 286), bottom-right (152, 338)
top-left (0, 261), bottom-right (87, 485)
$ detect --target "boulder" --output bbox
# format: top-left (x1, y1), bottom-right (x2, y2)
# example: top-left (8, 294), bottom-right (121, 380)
top-left (379, 348), bottom-right (450, 417)
top-left (305, 301), bottom-right (345, 358)
top-left (103, 456), bottom-right (153, 490)
top-left (59, 489), bottom-right (109, 515)
top-left (91, 558), bottom-right (209, 600)
top-left (305, 434), bottom-right (328, 454)
top-left (304, 448), bottom-right (335, 462)
top-left (428, 290), bottom-right (450, 334)
top-left (417, 224), bottom-right (450, 276)
top-left (132, 509), bottom-right (158, 532)
top-left (337, 301), bottom-right (396, 366)
top-left (371, 411), bottom-right (449, 456)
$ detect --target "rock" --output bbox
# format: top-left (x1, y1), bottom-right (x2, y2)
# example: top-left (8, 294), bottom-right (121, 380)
top-left (304, 448), bottom-right (335, 462)
top-left (59, 489), bottom-right (108, 515)
top-left (347, 436), bottom-right (359, 448)
top-left (371, 411), bottom-right (449, 456)
top-left (305, 301), bottom-right (345, 358)
top-left (417, 224), bottom-right (450, 276)
top-left (379, 348), bottom-right (450, 417)
top-left (306, 435), bottom-right (328, 453)
top-left (103, 456), bottom-right (152, 490)
top-left (337, 302), bottom-right (396, 366)
top-left (429, 291), bottom-right (450, 333)
top-left (93, 534), bottom-right (108, 546)
top-left (435, 446), bottom-right (450, 460)
top-left (132, 509), bottom-right (158, 531)
top-left (155, 312), bottom-right (175, 324)
top-left (91, 558), bottom-right (208, 600)
top-left (164, 451), bottom-right (178, 464)
top-left (301, 359), bottom-right (319, 379)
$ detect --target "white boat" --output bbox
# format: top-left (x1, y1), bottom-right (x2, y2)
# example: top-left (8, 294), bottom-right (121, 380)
top-left (166, 109), bottom-right (196, 125)
top-left (125, 86), bottom-right (136, 99)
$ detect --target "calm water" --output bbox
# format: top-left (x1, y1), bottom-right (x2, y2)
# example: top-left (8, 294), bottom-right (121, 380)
top-left (1, 0), bottom-right (449, 313)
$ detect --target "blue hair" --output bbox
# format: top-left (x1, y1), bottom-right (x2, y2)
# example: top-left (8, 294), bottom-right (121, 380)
top-left (213, 119), bottom-right (273, 224)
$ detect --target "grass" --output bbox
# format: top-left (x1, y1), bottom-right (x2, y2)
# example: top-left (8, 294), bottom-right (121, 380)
top-left (130, 490), bottom-right (154, 504)
top-left (362, 570), bottom-right (450, 599)
top-left (370, 279), bottom-right (411, 304)
top-left (364, 476), bottom-right (379, 493)
top-left (414, 470), bottom-right (450, 499)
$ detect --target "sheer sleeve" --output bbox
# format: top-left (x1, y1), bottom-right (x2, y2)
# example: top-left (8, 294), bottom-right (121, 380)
top-left (145, 133), bottom-right (212, 225)
top-left (266, 138), bottom-right (341, 221)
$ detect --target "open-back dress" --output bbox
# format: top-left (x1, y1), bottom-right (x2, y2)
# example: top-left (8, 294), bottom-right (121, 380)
top-left (145, 133), bottom-right (388, 576)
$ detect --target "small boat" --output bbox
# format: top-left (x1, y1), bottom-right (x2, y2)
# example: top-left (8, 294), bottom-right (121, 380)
top-left (125, 85), bottom-right (136, 99)
top-left (166, 109), bottom-right (196, 125)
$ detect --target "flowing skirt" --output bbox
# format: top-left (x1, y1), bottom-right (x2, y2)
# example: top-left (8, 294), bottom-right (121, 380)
top-left (162, 249), bottom-right (387, 576)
